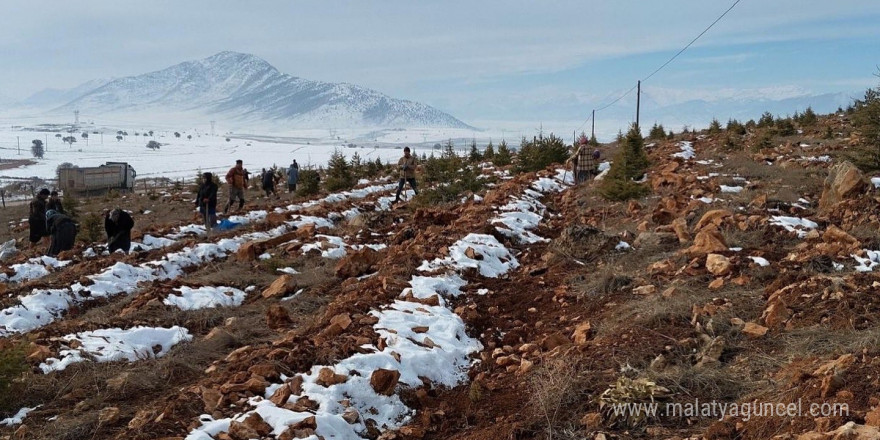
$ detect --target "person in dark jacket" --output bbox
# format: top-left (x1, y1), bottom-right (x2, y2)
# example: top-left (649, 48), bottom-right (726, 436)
top-left (46, 209), bottom-right (77, 257)
top-left (261, 168), bottom-right (278, 198)
top-left (46, 190), bottom-right (65, 214)
top-left (393, 147), bottom-right (418, 203)
top-left (287, 160), bottom-right (299, 193)
top-left (28, 188), bottom-right (50, 247)
top-left (196, 172), bottom-right (218, 229)
top-left (105, 208), bottom-right (134, 253)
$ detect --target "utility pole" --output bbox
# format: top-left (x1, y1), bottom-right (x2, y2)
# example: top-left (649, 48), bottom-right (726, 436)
top-left (74, 110), bottom-right (80, 126)
top-left (636, 80), bottom-right (641, 130)
top-left (591, 109), bottom-right (596, 140)
top-left (17, 136), bottom-right (20, 155)
top-left (210, 121), bottom-right (216, 136)
top-left (45, 134), bottom-right (48, 152)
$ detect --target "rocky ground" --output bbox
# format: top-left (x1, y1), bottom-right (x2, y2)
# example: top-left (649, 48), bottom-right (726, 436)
top-left (3, 112), bottom-right (880, 440)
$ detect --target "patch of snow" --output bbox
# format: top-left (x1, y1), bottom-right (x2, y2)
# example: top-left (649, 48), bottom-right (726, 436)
top-left (418, 233), bottom-right (519, 278)
top-left (302, 235), bottom-right (348, 259)
top-left (163, 286), bottom-right (247, 311)
top-left (872, 177), bottom-right (880, 189)
top-left (277, 267), bottom-right (299, 275)
top-left (1, 256), bottom-right (72, 283)
top-left (615, 241), bottom-right (632, 251)
top-left (280, 288), bottom-right (305, 301)
top-left (720, 185), bottom-right (744, 193)
top-left (854, 250), bottom-right (880, 272)
top-left (748, 256), bottom-right (770, 267)
top-left (672, 141), bottom-right (695, 160)
top-left (803, 155), bottom-right (831, 162)
top-left (769, 216), bottom-right (818, 238)
top-left (258, 252), bottom-right (272, 260)
top-left (40, 326), bottom-right (192, 373)
top-left (0, 406), bottom-right (40, 426)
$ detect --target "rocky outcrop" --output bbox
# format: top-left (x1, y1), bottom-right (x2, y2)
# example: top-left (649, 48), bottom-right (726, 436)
top-left (819, 161), bottom-right (867, 213)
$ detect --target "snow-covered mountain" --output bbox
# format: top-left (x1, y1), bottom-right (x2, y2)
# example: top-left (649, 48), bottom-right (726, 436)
top-left (22, 78), bottom-right (115, 108)
top-left (42, 51), bottom-right (471, 129)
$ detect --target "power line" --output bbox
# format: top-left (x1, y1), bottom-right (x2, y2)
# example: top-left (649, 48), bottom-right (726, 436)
top-left (641, 0), bottom-right (742, 82)
top-left (578, 0), bottom-right (742, 134)
top-left (596, 84), bottom-right (639, 112)
top-left (576, 84), bottom-right (638, 132)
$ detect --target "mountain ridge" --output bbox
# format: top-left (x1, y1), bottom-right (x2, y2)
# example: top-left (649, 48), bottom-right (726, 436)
top-left (36, 51), bottom-right (472, 129)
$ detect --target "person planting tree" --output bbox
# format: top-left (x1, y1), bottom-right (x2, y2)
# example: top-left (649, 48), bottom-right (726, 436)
top-left (393, 147), bottom-right (419, 204)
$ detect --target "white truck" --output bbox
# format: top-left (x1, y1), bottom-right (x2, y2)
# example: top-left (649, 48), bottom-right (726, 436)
top-left (58, 162), bottom-right (136, 195)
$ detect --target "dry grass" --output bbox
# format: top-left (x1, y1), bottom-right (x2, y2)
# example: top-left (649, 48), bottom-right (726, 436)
top-left (776, 326), bottom-right (880, 360)
top-left (648, 365), bottom-right (752, 402)
top-left (597, 282), bottom-right (711, 339)
top-left (527, 358), bottom-right (589, 440)
top-left (721, 227), bottom-right (768, 251)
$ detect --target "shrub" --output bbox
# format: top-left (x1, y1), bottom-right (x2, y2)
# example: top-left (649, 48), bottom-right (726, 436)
top-left (528, 359), bottom-right (583, 439)
top-left (800, 106), bottom-right (818, 126)
top-left (850, 80), bottom-right (880, 172)
top-left (324, 149), bottom-right (355, 192)
top-left (411, 164), bottom-right (486, 207)
top-left (493, 140), bottom-right (513, 167)
top-left (468, 140), bottom-right (482, 163)
top-left (726, 119), bottom-right (746, 136)
top-left (648, 123), bottom-right (666, 140)
top-left (79, 212), bottom-right (104, 243)
top-left (708, 118), bottom-right (722, 134)
top-left (757, 112), bottom-right (775, 128)
top-left (514, 134), bottom-right (569, 173)
top-left (824, 126), bottom-right (835, 139)
top-left (598, 176), bottom-right (650, 201)
top-left (31, 139), bottom-right (44, 158)
top-left (722, 135), bottom-right (742, 152)
top-left (61, 192), bottom-right (79, 219)
top-left (296, 169), bottom-right (320, 197)
top-left (483, 141), bottom-right (495, 160)
top-left (349, 152), bottom-right (364, 178)
top-left (0, 342), bottom-right (28, 413)
top-left (751, 130), bottom-right (775, 152)
top-left (421, 145), bottom-right (464, 186)
top-left (599, 124), bottom-right (650, 201)
top-left (775, 117), bottom-right (797, 136)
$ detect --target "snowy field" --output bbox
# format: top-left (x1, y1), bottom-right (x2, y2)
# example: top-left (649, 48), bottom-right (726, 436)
top-left (0, 128), bottom-right (399, 183)
top-left (0, 119), bottom-right (531, 184)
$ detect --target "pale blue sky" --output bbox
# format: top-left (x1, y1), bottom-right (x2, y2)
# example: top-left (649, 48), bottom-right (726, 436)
top-left (1, 0), bottom-right (879, 126)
